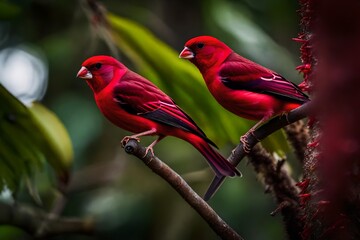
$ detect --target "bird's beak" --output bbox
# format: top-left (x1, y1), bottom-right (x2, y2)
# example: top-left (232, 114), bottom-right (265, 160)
top-left (76, 66), bottom-right (93, 79)
top-left (179, 47), bottom-right (194, 59)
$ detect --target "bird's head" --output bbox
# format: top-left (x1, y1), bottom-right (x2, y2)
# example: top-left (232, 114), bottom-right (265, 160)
top-left (179, 36), bottom-right (232, 73)
top-left (77, 55), bottom-right (126, 93)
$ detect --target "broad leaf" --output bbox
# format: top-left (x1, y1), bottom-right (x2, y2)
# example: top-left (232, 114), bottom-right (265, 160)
top-left (0, 84), bottom-right (73, 191)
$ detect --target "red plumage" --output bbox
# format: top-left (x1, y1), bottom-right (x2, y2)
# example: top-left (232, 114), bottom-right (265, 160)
top-left (77, 55), bottom-right (240, 179)
top-left (180, 36), bottom-right (309, 124)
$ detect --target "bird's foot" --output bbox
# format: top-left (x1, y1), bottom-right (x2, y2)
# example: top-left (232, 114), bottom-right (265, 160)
top-left (143, 146), bottom-right (155, 158)
top-left (281, 112), bottom-right (290, 124)
top-left (240, 134), bottom-right (251, 153)
top-left (231, 148), bottom-right (237, 156)
top-left (142, 137), bottom-right (162, 158)
top-left (121, 136), bottom-right (140, 147)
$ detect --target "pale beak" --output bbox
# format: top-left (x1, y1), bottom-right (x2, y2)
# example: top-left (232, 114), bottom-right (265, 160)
top-left (179, 47), bottom-right (194, 59)
top-left (76, 66), bottom-right (93, 79)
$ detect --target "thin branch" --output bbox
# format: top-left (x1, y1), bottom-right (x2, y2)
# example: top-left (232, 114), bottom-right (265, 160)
top-left (123, 139), bottom-right (244, 240)
top-left (0, 201), bottom-right (94, 239)
top-left (81, 0), bottom-right (119, 58)
top-left (67, 160), bottom-right (124, 194)
top-left (35, 190), bottom-right (67, 237)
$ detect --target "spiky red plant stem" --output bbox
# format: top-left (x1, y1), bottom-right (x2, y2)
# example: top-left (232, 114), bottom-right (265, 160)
top-left (295, 2), bottom-right (318, 238)
top-left (298, 0), bottom-right (360, 239)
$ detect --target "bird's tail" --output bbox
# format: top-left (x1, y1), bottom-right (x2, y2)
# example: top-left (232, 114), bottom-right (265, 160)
top-left (188, 135), bottom-right (241, 178)
top-left (190, 137), bottom-right (242, 200)
top-left (204, 175), bottom-right (226, 201)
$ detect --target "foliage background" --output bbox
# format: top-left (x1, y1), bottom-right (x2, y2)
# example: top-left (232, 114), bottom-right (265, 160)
top-left (0, 0), bottom-right (303, 239)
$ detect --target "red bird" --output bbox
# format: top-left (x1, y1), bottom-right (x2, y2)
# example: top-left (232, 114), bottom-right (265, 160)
top-left (179, 36), bottom-right (309, 200)
top-left (77, 55), bottom-right (240, 179)
top-left (180, 36), bottom-right (309, 150)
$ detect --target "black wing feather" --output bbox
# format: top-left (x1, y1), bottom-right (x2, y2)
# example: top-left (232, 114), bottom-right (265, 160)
top-left (221, 75), bottom-right (309, 104)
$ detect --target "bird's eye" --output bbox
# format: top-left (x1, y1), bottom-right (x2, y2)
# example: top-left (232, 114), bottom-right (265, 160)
top-left (94, 63), bottom-right (102, 69)
top-left (196, 43), bottom-right (204, 49)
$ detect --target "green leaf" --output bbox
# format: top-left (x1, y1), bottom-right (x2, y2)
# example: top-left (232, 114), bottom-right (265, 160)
top-left (0, 84), bottom-right (73, 191)
top-left (28, 102), bottom-right (73, 180)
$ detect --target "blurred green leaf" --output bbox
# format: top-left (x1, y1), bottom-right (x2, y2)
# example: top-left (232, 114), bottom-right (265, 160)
top-left (105, 13), bottom-right (289, 154)
top-left (0, 84), bottom-right (73, 191)
top-left (0, 226), bottom-right (25, 240)
top-left (28, 102), bottom-right (73, 178)
top-left (0, 1), bottom-right (21, 20)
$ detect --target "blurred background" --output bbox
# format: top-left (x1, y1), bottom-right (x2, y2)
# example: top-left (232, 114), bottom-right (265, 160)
top-left (0, 0), bottom-right (303, 239)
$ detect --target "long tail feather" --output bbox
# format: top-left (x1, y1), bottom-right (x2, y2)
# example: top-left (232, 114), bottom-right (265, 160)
top-left (197, 140), bottom-right (240, 177)
top-left (188, 136), bottom-right (241, 178)
top-left (204, 175), bottom-right (226, 201)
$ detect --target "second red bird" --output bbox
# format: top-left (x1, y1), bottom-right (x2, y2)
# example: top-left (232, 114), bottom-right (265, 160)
top-left (180, 36), bottom-right (309, 150)
top-left (180, 36), bottom-right (310, 200)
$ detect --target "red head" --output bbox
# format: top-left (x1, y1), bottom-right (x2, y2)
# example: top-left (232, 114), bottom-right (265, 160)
top-left (179, 36), bottom-right (233, 73)
top-left (77, 55), bottom-right (126, 93)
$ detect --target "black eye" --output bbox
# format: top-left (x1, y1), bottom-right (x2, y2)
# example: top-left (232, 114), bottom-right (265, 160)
top-left (196, 43), bottom-right (204, 49)
top-left (94, 63), bottom-right (102, 69)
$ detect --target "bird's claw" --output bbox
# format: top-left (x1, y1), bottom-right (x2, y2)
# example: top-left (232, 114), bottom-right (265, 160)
top-left (231, 148), bottom-right (237, 156)
top-left (143, 146), bottom-right (155, 158)
top-left (240, 135), bottom-right (251, 153)
top-left (121, 136), bottom-right (140, 147)
top-left (281, 112), bottom-right (290, 124)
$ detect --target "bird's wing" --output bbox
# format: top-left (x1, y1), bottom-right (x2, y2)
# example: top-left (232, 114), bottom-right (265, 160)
top-left (113, 71), bottom-right (217, 147)
top-left (219, 53), bottom-right (309, 104)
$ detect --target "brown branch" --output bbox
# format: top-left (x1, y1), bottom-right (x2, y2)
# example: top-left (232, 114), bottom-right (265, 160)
top-left (205, 101), bottom-right (313, 200)
top-left (81, 0), bottom-right (119, 58)
top-left (284, 120), bottom-right (310, 163)
top-left (0, 201), bottom-right (94, 239)
top-left (248, 144), bottom-right (302, 240)
top-left (35, 188), bottom-right (68, 238)
top-left (123, 139), bottom-right (244, 240)
top-left (67, 160), bottom-right (124, 194)
top-left (202, 102), bottom-right (313, 238)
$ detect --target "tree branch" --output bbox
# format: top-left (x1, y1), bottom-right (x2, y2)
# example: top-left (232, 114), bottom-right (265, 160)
top-left (203, 102), bottom-right (313, 238)
top-left (67, 160), bottom-right (124, 194)
top-left (205, 101), bottom-right (313, 200)
top-left (0, 201), bottom-right (94, 239)
top-left (284, 120), bottom-right (310, 163)
top-left (123, 139), bottom-right (244, 240)
top-left (248, 144), bottom-right (302, 240)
